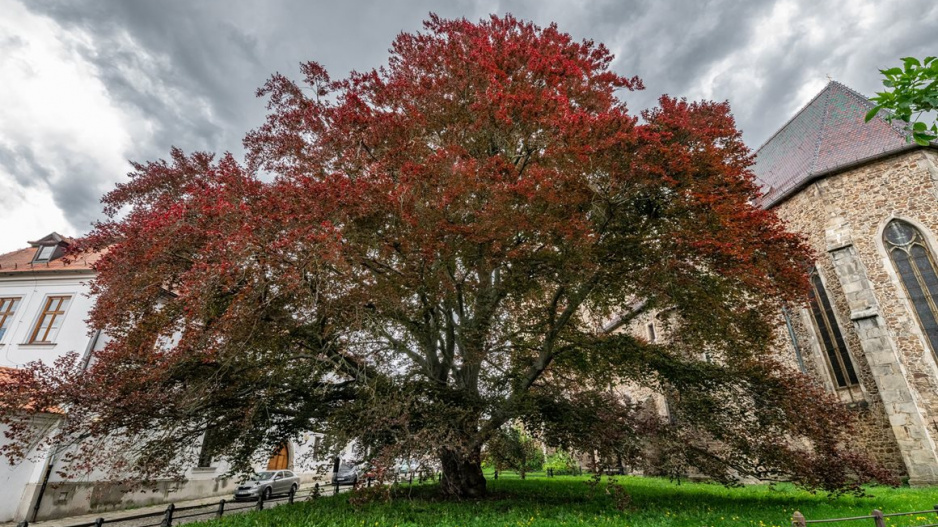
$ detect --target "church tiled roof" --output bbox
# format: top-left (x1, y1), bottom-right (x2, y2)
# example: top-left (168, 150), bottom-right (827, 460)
top-left (753, 81), bottom-right (914, 207)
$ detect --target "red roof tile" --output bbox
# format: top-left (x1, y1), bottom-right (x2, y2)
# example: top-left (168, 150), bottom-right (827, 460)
top-left (0, 233), bottom-right (101, 275)
top-left (753, 81), bottom-right (915, 207)
top-left (0, 367), bottom-right (61, 414)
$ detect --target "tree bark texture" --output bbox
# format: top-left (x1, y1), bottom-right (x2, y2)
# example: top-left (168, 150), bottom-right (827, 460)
top-left (439, 447), bottom-right (487, 498)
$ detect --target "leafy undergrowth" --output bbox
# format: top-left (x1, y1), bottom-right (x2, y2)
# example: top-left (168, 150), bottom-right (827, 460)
top-left (197, 474), bottom-right (938, 527)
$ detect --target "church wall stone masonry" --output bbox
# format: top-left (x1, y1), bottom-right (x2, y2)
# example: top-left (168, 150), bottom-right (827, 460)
top-left (757, 81), bottom-right (938, 485)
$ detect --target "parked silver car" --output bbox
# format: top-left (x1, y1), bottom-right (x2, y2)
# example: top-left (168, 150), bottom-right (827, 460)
top-left (234, 470), bottom-right (300, 501)
top-left (331, 461), bottom-right (362, 486)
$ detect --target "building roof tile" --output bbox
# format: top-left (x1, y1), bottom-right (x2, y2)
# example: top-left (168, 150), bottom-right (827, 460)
top-left (0, 233), bottom-right (100, 275)
top-left (0, 367), bottom-right (62, 414)
top-left (753, 81), bottom-right (913, 207)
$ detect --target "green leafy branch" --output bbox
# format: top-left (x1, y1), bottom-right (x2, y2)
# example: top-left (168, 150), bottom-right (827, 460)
top-left (865, 56), bottom-right (938, 146)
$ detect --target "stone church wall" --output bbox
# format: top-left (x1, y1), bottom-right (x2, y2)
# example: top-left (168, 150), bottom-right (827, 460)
top-left (772, 148), bottom-right (938, 484)
top-left (774, 292), bottom-right (907, 476)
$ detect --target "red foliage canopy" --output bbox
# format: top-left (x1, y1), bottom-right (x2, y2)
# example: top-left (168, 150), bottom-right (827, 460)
top-left (0, 14), bottom-right (892, 497)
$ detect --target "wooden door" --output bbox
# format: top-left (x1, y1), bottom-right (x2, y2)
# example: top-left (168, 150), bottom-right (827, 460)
top-left (267, 444), bottom-right (289, 470)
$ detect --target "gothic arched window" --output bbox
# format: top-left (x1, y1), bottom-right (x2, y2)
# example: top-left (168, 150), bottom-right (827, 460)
top-left (883, 219), bottom-right (938, 356)
top-left (808, 269), bottom-right (859, 388)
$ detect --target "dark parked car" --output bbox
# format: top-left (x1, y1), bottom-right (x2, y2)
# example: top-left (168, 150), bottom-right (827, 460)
top-left (234, 470), bottom-right (300, 501)
top-left (331, 462), bottom-right (362, 486)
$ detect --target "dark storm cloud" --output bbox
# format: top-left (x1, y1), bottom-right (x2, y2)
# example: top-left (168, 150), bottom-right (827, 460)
top-left (31, 0), bottom-right (773, 158)
top-left (27, 0), bottom-right (492, 162)
top-left (7, 0), bottom-right (938, 245)
top-left (50, 158), bottom-right (107, 227)
top-left (494, 0), bottom-right (776, 126)
top-left (723, 1), bottom-right (938, 147)
top-left (0, 144), bottom-right (48, 189)
top-left (0, 142), bottom-right (111, 230)
top-left (28, 1), bottom-right (265, 159)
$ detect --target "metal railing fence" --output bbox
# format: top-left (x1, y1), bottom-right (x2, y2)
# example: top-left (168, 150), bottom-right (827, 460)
top-left (16, 481), bottom-right (347, 527)
top-left (793, 505), bottom-right (938, 527)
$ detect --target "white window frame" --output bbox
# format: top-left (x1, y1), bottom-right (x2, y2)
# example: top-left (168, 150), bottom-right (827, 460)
top-left (0, 296), bottom-right (22, 343)
top-left (25, 294), bottom-right (72, 345)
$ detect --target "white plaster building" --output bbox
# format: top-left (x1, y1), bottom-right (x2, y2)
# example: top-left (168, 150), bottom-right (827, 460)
top-left (0, 233), bottom-right (105, 523)
top-left (0, 234), bottom-right (332, 522)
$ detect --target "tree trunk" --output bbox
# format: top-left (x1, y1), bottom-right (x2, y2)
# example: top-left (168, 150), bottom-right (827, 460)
top-left (439, 447), bottom-right (486, 498)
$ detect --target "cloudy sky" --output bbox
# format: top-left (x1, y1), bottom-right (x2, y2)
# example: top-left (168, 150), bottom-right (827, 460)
top-left (0, 0), bottom-right (935, 253)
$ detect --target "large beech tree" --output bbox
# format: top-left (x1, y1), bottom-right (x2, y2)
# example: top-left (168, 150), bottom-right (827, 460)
top-left (0, 15), bottom-right (893, 497)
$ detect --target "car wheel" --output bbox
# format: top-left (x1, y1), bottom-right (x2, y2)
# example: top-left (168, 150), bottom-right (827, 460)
top-left (291, 483), bottom-right (298, 494)
top-left (352, 475), bottom-right (358, 485)
top-left (263, 486), bottom-right (272, 500)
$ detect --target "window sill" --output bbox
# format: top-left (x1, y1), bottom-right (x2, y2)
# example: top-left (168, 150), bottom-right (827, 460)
top-left (191, 467), bottom-right (217, 473)
top-left (18, 343), bottom-right (57, 348)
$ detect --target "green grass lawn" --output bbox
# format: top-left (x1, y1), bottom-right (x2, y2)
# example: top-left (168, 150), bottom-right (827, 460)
top-left (198, 473), bottom-right (938, 527)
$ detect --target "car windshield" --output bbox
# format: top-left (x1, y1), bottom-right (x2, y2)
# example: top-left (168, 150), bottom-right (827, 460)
top-left (254, 471), bottom-right (276, 480)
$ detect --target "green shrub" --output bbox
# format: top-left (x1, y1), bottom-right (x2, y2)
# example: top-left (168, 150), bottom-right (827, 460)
top-left (484, 426), bottom-right (544, 478)
top-left (543, 450), bottom-right (579, 475)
